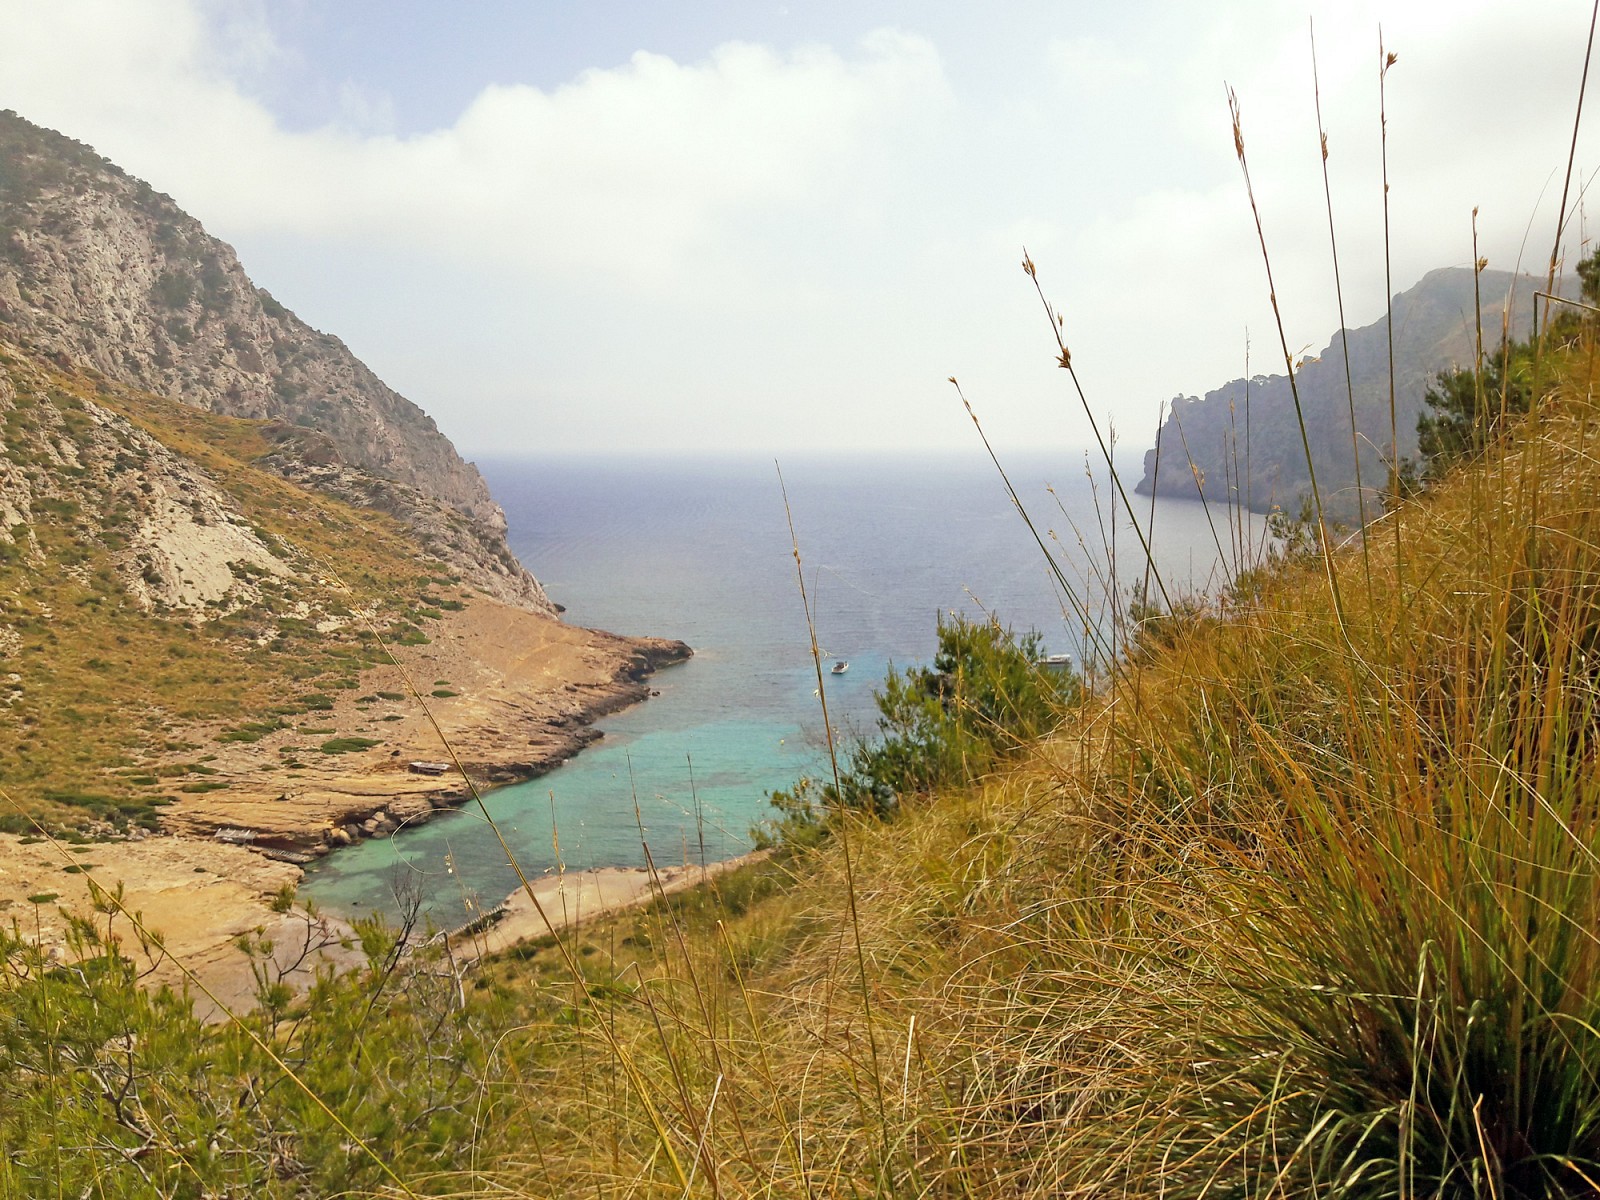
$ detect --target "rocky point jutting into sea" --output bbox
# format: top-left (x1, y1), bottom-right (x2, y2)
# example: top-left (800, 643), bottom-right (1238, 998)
top-left (0, 109), bottom-right (686, 1003)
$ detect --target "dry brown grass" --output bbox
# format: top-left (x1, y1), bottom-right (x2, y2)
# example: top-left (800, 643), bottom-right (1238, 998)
top-left (399, 335), bottom-right (1600, 1198)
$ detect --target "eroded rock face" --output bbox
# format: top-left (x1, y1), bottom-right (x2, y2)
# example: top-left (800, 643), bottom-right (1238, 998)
top-left (0, 349), bottom-right (301, 619)
top-left (115, 434), bottom-right (294, 613)
top-left (0, 110), bottom-right (551, 613)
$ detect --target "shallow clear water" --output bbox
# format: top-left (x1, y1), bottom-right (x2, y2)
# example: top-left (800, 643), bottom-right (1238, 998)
top-left (300, 451), bottom-right (1260, 927)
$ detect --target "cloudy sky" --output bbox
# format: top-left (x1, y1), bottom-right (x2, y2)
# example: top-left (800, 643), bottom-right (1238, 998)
top-left (1, 1), bottom-right (1596, 458)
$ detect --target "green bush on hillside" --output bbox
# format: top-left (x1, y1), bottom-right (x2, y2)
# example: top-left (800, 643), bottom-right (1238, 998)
top-left (0, 888), bottom-right (506, 1197)
top-left (763, 614), bottom-right (1076, 844)
top-left (1415, 249), bottom-right (1599, 480)
top-left (1414, 342), bottom-right (1537, 477)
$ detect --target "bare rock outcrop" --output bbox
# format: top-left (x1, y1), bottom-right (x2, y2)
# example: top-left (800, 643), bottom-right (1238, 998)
top-left (0, 346), bottom-right (305, 620)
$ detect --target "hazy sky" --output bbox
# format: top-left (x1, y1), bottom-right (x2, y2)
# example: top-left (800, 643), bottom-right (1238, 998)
top-left (1, 1), bottom-right (1596, 458)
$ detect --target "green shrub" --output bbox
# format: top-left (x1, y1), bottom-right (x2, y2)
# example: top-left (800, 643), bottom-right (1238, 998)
top-left (150, 270), bottom-right (193, 309)
top-left (1415, 343), bottom-right (1536, 477)
top-left (1416, 248), bottom-right (1598, 481)
top-left (0, 904), bottom-right (495, 1195)
top-left (41, 787), bottom-right (115, 810)
top-left (764, 614), bottom-right (1076, 839)
top-left (216, 719), bottom-right (284, 743)
top-left (319, 737), bottom-right (381, 755)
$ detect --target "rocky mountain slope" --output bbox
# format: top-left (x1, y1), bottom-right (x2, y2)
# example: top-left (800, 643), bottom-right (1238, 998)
top-left (0, 110), bottom-right (688, 1028)
top-left (0, 111), bottom-right (692, 844)
top-left (1136, 266), bottom-right (1560, 523)
top-left (0, 324), bottom-right (686, 837)
top-left (0, 109), bottom-right (548, 611)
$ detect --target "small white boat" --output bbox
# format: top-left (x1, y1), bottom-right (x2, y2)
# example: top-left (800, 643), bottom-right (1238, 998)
top-left (831, 660), bottom-right (849, 675)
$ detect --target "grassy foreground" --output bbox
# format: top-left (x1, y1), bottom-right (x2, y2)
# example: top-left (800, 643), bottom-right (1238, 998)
top-left (7, 335), bottom-right (1600, 1196)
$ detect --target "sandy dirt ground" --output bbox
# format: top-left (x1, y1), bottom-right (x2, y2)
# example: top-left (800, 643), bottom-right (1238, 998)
top-left (0, 839), bottom-right (765, 1022)
top-left (0, 831), bottom-right (364, 1022)
top-left (0, 596), bottom-right (694, 1019)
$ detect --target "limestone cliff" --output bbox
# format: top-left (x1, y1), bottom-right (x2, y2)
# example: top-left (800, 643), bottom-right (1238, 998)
top-left (1136, 267), bottom-right (1565, 523)
top-left (0, 109), bottom-right (550, 612)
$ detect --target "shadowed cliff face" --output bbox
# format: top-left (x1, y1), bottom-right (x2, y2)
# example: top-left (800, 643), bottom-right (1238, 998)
top-left (0, 109), bottom-right (550, 613)
top-left (1136, 266), bottom-right (1564, 525)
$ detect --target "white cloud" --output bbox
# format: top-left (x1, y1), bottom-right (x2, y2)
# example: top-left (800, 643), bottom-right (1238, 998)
top-left (1, 0), bottom-right (1597, 455)
top-left (0, 7), bottom-right (948, 293)
top-left (1047, 36), bottom-right (1149, 94)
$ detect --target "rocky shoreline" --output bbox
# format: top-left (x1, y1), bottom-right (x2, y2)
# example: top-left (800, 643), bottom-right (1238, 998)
top-left (289, 638), bottom-right (690, 858)
top-left (0, 596), bottom-right (694, 1019)
top-left (159, 602), bottom-right (691, 858)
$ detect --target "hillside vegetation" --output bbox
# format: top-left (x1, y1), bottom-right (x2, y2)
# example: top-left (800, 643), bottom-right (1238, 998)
top-left (0, 340), bottom-right (473, 833)
top-left (7, 299), bottom-right (1600, 1195)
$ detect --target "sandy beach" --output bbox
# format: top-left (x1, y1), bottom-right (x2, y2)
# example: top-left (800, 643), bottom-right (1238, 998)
top-left (444, 852), bottom-right (770, 962)
top-left (0, 831), bottom-right (365, 1022)
top-left (0, 831), bottom-right (765, 1022)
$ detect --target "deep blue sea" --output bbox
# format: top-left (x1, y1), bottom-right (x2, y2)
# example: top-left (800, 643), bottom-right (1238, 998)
top-left (300, 452), bottom-right (1261, 926)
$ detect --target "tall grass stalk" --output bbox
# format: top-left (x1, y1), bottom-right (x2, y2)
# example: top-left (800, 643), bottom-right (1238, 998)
top-left (1546, 0), bottom-right (1600, 305)
top-left (1227, 85), bottom-right (1347, 634)
top-left (1379, 32), bottom-right (1411, 664)
top-left (775, 463), bottom-right (891, 1167)
top-left (1310, 18), bottom-right (1374, 594)
top-left (952, 380), bottom-right (1115, 670)
top-left (1020, 253), bottom-right (1176, 616)
top-left (1141, 400), bottom-right (1166, 610)
top-left (1167, 401), bottom-right (1232, 579)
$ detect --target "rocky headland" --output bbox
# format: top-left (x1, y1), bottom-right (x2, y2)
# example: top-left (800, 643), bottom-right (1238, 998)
top-left (1135, 266), bottom-right (1565, 524)
top-left (159, 597), bottom-right (690, 857)
top-left (0, 109), bottom-right (699, 1008)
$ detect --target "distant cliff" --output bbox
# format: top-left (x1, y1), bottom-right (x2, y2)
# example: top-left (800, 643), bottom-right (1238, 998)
top-left (1136, 267), bottom-right (1559, 523)
top-left (0, 110), bottom-right (549, 612)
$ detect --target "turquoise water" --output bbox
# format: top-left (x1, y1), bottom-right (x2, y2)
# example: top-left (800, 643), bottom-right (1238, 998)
top-left (300, 452), bottom-right (1259, 926)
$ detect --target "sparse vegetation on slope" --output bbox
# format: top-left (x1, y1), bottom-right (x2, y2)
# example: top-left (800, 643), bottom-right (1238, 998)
top-left (10, 326), bottom-right (1600, 1196)
top-left (0, 341), bottom-right (475, 832)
